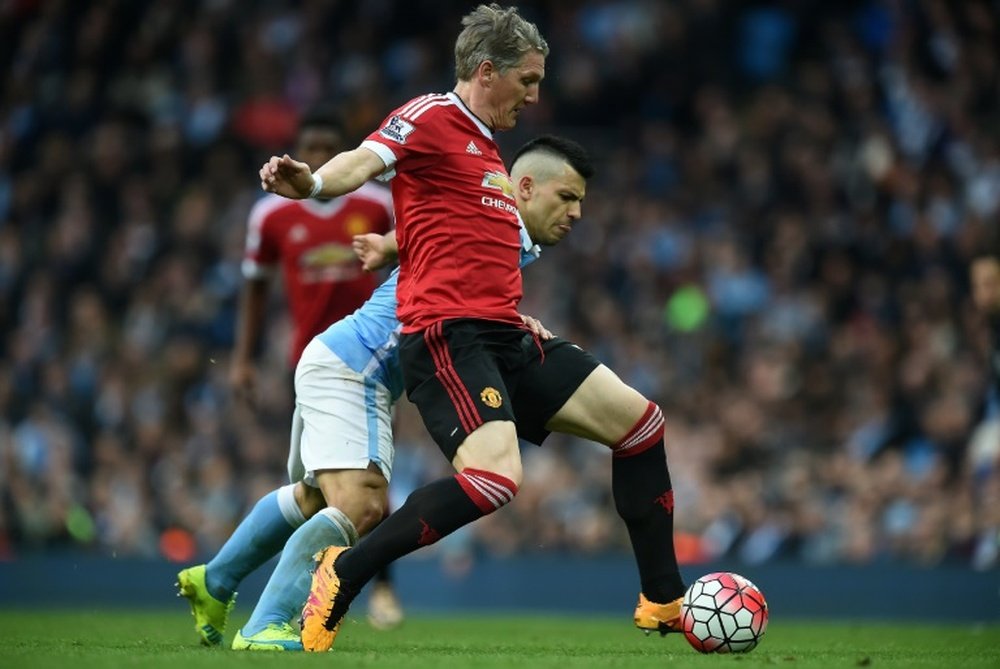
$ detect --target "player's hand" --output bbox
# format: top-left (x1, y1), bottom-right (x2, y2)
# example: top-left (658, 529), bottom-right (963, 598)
top-left (259, 154), bottom-right (314, 199)
top-left (353, 233), bottom-right (393, 271)
top-left (228, 360), bottom-right (258, 408)
top-left (520, 313), bottom-right (554, 340)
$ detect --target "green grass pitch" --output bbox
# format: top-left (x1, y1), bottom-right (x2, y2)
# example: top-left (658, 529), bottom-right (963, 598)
top-left (0, 610), bottom-right (996, 668)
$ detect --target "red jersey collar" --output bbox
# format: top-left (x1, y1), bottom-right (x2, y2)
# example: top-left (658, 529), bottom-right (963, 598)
top-left (447, 92), bottom-right (493, 140)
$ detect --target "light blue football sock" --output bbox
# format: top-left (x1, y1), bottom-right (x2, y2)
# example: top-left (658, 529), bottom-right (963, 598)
top-left (204, 484), bottom-right (305, 602)
top-left (242, 507), bottom-right (359, 636)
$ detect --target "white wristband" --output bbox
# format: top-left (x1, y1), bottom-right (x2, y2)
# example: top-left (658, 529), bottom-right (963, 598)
top-left (308, 172), bottom-right (324, 198)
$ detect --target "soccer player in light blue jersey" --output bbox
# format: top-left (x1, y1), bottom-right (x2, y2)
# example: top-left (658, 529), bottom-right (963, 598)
top-left (178, 135), bottom-right (585, 650)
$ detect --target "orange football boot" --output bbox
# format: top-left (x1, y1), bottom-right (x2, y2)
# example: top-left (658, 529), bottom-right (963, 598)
top-left (300, 546), bottom-right (353, 652)
top-left (634, 593), bottom-right (684, 636)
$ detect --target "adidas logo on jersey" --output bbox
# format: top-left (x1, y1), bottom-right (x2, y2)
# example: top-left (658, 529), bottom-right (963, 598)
top-left (466, 141), bottom-right (483, 155)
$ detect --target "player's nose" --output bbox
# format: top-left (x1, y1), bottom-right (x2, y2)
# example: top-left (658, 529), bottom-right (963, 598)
top-left (524, 83), bottom-right (540, 105)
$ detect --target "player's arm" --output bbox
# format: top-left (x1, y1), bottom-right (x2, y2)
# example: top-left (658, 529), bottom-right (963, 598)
top-left (260, 146), bottom-right (387, 200)
top-left (353, 230), bottom-right (398, 272)
top-left (229, 277), bottom-right (269, 406)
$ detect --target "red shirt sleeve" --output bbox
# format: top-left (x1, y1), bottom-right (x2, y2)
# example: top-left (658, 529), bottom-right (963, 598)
top-left (242, 196), bottom-right (283, 279)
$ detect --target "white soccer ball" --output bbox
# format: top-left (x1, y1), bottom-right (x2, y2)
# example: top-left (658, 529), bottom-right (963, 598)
top-left (680, 571), bottom-right (768, 653)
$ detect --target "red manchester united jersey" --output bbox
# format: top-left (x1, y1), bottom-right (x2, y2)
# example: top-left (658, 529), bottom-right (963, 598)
top-left (360, 92), bottom-right (523, 333)
top-left (243, 184), bottom-right (394, 363)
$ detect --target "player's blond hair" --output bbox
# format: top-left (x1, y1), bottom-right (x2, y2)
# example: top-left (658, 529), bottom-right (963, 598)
top-left (454, 4), bottom-right (548, 81)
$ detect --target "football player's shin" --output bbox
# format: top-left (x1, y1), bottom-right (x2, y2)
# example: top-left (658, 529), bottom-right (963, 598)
top-left (612, 402), bottom-right (685, 604)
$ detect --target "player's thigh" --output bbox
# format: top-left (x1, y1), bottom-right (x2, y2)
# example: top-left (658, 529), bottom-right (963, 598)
top-left (513, 336), bottom-right (649, 445)
top-left (399, 319), bottom-right (523, 462)
top-left (291, 340), bottom-right (395, 484)
top-left (546, 364), bottom-right (649, 445)
top-left (512, 338), bottom-right (604, 445)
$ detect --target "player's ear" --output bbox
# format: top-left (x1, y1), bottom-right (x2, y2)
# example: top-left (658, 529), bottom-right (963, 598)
top-left (517, 175), bottom-right (533, 199)
top-left (479, 60), bottom-right (495, 85)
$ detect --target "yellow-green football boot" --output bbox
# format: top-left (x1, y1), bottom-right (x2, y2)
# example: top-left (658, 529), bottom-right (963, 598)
top-left (232, 623), bottom-right (303, 651)
top-left (176, 564), bottom-right (236, 646)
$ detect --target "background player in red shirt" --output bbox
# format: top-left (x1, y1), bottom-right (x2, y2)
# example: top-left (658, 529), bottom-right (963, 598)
top-left (259, 5), bottom-right (685, 651)
top-left (231, 108), bottom-right (393, 398)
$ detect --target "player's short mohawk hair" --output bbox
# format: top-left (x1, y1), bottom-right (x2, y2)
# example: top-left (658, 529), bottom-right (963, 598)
top-left (512, 135), bottom-right (595, 180)
top-left (454, 4), bottom-right (549, 80)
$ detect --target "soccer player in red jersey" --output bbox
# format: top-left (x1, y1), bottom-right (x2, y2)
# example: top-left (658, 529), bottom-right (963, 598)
top-left (231, 109), bottom-right (393, 398)
top-left (260, 4), bottom-right (686, 651)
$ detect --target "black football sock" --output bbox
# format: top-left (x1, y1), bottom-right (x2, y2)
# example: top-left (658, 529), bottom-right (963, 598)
top-left (373, 508), bottom-right (393, 585)
top-left (336, 468), bottom-right (517, 587)
top-left (612, 402), bottom-right (686, 603)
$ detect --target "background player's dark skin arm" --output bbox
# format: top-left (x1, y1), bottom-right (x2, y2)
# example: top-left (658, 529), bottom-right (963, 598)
top-left (229, 278), bottom-right (269, 406)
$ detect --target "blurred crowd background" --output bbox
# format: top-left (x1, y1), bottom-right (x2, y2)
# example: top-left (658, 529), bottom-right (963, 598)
top-left (1, 0), bottom-right (999, 571)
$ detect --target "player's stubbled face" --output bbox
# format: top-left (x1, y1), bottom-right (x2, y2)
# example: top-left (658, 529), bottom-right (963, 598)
top-left (297, 128), bottom-right (344, 171)
top-left (489, 52), bottom-right (545, 131)
top-left (532, 164), bottom-right (585, 246)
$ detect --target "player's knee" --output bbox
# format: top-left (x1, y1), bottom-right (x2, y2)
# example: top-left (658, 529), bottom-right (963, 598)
top-left (469, 458), bottom-right (522, 489)
top-left (316, 469), bottom-right (388, 534)
top-left (454, 467), bottom-right (520, 514)
top-left (295, 481), bottom-right (326, 518)
top-left (610, 400), bottom-right (665, 458)
top-left (354, 490), bottom-right (388, 536)
top-left (453, 421), bottom-right (522, 487)
top-left (487, 460), bottom-right (522, 489)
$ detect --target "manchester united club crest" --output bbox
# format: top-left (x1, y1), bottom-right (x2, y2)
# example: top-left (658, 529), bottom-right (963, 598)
top-left (480, 387), bottom-right (503, 409)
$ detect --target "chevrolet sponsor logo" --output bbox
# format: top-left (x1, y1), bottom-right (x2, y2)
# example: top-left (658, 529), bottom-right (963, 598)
top-left (481, 170), bottom-right (515, 199)
top-left (300, 243), bottom-right (357, 267)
